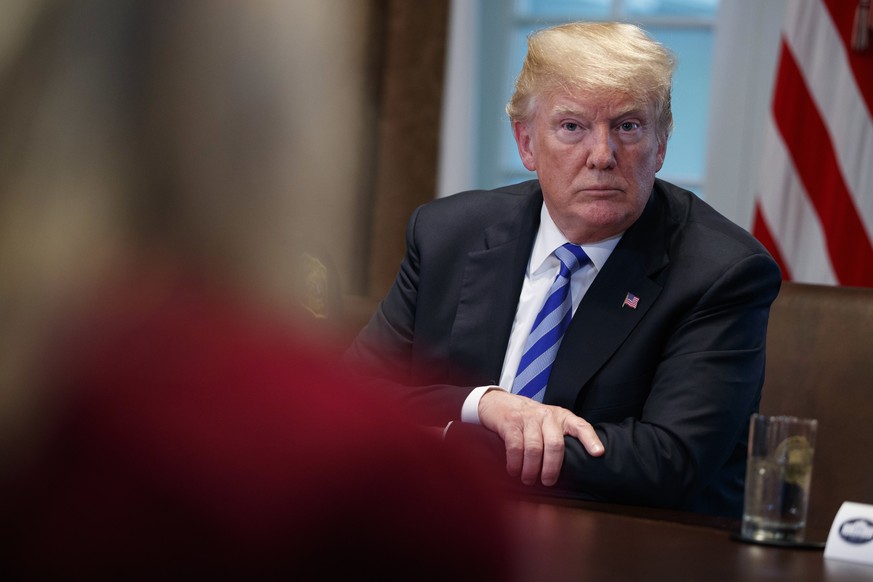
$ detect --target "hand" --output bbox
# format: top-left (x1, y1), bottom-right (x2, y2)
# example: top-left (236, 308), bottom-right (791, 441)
top-left (478, 389), bottom-right (604, 487)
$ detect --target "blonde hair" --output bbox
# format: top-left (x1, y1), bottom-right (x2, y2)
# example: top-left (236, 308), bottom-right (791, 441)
top-left (506, 22), bottom-right (676, 140)
top-left (0, 0), bottom-right (341, 453)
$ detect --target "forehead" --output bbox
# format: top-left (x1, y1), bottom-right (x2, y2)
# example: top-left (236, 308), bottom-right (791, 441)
top-left (540, 90), bottom-right (652, 120)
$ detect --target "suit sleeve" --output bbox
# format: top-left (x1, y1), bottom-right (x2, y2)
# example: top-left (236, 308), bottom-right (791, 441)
top-left (344, 207), bottom-right (473, 425)
top-left (555, 251), bottom-right (781, 511)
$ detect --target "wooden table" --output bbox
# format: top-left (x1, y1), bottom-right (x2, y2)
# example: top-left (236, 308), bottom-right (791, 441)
top-left (508, 497), bottom-right (873, 581)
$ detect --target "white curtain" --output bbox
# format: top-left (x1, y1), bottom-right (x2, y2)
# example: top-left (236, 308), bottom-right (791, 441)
top-left (703, 0), bottom-right (789, 229)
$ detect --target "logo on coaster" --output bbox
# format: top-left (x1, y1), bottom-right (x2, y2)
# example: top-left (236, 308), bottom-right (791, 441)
top-left (839, 518), bottom-right (873, 545)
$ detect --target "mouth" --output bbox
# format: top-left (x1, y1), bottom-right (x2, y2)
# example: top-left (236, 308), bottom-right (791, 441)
top-left (580, 185), bottom-right (623, 195)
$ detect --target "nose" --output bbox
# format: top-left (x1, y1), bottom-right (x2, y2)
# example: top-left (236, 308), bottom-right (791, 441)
top-left (585, 126), bottom-right (616, 170)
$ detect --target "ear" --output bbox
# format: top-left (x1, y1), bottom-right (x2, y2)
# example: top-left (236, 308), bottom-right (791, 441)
top-left (512, 120), bottom-right (537, 172)
top-left (654, 136), bottom-right (667, 173)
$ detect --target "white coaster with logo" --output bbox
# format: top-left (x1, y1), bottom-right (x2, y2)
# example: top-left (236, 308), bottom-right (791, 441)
top-left (824, 501), bottom-right (873, 566)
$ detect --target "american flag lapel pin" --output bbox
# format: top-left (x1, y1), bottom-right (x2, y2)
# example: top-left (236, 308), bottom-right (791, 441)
top-left (622, 292), bottom-right (639, 309)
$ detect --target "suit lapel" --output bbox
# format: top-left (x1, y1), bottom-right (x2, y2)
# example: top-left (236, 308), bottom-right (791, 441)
top-left (545, 191), bottom-right (671, 410)
top-left (449, 192), bottom-right (542, 385)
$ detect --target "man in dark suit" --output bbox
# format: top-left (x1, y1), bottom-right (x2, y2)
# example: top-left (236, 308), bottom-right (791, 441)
top-left (348, 22), bottom-right (781, 518)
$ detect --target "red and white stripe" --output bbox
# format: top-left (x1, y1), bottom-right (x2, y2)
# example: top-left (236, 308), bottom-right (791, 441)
top-left (753, 0), bottom-right (873, 287)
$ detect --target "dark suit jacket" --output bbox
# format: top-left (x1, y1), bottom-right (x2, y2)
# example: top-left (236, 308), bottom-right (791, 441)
top-left (348, 179), bottom-right (781, 517)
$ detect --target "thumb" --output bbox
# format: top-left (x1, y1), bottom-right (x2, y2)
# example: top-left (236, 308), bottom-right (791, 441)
top-left (565, 417), bottom-right (605, 457)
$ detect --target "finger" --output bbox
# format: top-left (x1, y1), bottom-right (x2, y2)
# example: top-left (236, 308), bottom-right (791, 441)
top-left (520, 414), bottom-right (545, 486)
top-left (503, 425), bottom-right (525, 478)
top-left (566, 418), bottom-right (605, 457)
top-left (480, 390), bottom-right (527, 477)
top-left (539, 414), bottom-right (566, 486)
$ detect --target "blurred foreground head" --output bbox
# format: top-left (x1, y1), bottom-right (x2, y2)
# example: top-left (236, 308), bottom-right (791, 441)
top-left (0, 0), bottom-right (342, 439)
top-left (0, 0), bottom-right (342, 309)
top-left (0, 1), bottom-right (510, 577)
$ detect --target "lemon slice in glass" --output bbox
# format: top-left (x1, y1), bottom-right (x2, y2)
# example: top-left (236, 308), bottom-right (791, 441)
top-left (775, 435), bottom-right (814, 485)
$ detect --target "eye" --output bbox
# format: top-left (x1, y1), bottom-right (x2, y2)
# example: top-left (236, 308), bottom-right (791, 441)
top-left (619, 121), bottom-right (640, 132)
top-left (561, 122), bottom-right (580, 132)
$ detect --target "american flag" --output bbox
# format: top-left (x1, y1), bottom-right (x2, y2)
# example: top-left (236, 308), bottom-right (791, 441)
top-left (622, 292), bottom-right (639, 309)
top-left (752, 0), bottom-right (873, 287)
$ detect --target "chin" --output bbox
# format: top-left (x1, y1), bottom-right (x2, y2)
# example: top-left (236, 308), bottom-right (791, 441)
top-left (581, 201), bottom-right (634, 224)
top-left (563, 206), bottom-right (633, 239)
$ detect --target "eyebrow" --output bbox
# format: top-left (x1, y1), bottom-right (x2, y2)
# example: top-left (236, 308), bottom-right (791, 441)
top-left (550, 105), bottom-right (587, 117)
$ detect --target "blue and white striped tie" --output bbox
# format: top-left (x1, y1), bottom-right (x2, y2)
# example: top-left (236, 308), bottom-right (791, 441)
top-left (512, 243), bottom-right (589, 402)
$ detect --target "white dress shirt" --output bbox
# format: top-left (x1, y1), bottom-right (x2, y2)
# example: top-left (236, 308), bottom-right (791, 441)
top-left (459, 203), bottom-right (621, 424)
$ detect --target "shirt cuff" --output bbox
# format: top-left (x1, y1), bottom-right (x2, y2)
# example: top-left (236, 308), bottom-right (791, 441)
top-left (461, 385), bottom-right (506, 424)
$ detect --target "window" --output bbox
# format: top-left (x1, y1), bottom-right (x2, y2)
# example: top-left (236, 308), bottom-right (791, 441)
top-left (474, 0), bottom-right (720, 196)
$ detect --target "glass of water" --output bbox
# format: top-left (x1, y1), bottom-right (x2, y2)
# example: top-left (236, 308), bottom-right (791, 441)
top-left (741, 414), bottom-right (817, 544)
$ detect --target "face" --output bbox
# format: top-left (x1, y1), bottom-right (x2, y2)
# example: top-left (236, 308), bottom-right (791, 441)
top-left (513, 90), bottom-right (666, 243)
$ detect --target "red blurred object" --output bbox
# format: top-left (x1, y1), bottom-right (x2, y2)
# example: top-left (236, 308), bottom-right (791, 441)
top-left (2, 273), bottom-right (509, 579)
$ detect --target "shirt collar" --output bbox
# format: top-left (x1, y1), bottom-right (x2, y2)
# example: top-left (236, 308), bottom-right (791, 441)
top-left (528, 203), bottom-right (623, 276)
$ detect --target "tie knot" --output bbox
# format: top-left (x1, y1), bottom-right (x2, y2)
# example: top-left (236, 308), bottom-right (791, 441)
top-left (554, 242), bottom-right (589, 276)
